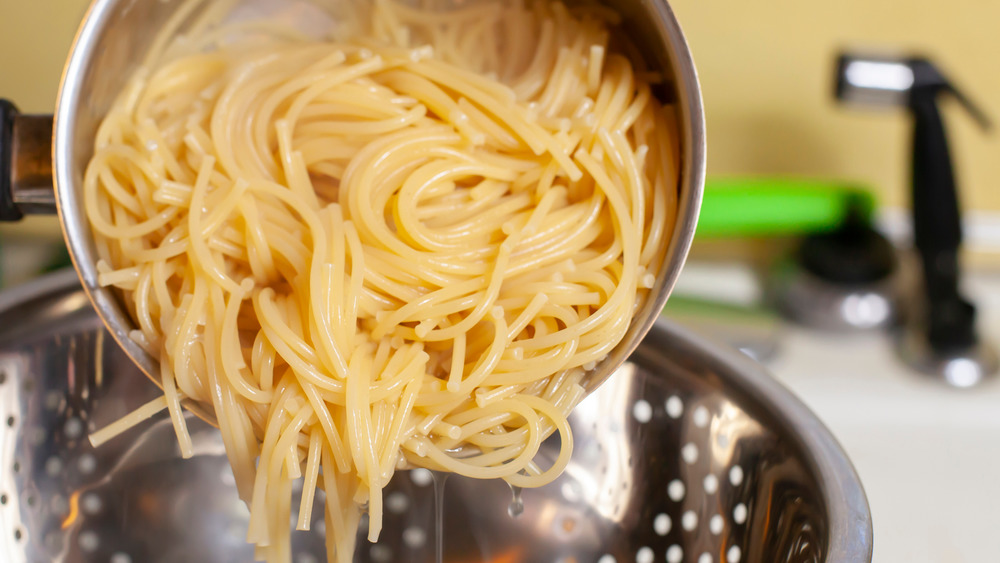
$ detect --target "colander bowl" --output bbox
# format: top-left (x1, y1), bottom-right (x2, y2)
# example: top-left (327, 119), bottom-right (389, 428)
top-left (0, 271), bottom-right (872, 563)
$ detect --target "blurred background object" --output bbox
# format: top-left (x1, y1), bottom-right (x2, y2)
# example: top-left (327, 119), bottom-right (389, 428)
top-left (670, 0), bottom-right (1000, 262)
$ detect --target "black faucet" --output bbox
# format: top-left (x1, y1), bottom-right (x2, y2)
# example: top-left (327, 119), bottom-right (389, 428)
top-left (835, 53), bottom-right (997, 386)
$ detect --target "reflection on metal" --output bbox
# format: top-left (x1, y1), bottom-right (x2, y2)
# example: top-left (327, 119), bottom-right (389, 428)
top-left (898, 327), bottom-right (999, 389)
top-left (0, 271), bottom-right (871, 562)
top-left (772, 265), bottom-right (896, 332)
top-left (844, 59), bottom-right (913, 97)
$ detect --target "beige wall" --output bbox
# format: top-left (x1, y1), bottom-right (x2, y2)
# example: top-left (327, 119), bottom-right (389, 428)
top-left (672, 0), bottom-right (1000, 212)
top-left (0, 0), bottom-right (90, 239)
top-left (0, 1), bottom-right (90, 113)
top-left (2, 0), bottom-right (998, 214)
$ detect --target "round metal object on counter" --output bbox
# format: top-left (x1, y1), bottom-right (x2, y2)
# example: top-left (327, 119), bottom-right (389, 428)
top-left (771, 263), bottom-right (897, 332)
top-left (770, 217), bottom-right (899, 332)
top-left (0, 271), bottom-right (871, 562)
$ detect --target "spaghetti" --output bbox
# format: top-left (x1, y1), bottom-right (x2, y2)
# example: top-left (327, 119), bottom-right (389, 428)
top-left (85, 0), bottom-right (678, 561)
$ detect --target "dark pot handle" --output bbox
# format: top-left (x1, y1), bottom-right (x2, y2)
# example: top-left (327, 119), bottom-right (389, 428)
top-left (0, 99), bottom-right (56, 221)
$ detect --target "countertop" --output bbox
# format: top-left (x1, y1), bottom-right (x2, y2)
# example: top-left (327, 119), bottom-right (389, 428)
top-left (674, 264), bottom-right (1000, 563)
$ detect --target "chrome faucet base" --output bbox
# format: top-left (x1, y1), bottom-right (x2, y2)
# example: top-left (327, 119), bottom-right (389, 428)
top-left (897, 327), bottom-right (999, 388)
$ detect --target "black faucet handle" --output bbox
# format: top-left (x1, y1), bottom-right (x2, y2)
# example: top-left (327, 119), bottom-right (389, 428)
top-left (835, 52), bottom-right (998, 384)
top-left (907, 57), bottom-right (991, 131)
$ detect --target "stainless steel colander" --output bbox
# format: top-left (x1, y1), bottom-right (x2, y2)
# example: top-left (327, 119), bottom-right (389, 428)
top-left (0, 271), bottom-right (872, 563)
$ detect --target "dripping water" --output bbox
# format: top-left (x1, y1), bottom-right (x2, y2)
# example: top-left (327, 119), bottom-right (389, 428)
top-left (507, 484), bottom-right (524, 518)
top-left (430, 470), bottom-right (450, 563)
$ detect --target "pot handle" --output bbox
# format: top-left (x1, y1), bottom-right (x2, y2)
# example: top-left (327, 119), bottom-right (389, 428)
top-left (1, 99), bottom-right (56, 221)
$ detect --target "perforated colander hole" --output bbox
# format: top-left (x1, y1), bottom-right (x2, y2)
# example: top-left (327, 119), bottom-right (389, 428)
top-left (727, 546), bottom-right (742, 562)
top-left (21, 378), bottom-right (33, 393)
top-left (370, 544), bottom-right (392, 562)
top-left (597, 555), bottom-right (616, 563)
top-left (665, 396), bottom-right (683, 419)
top-left (50, 494), bottom-right (68, 515)
top-left (410, 468), bottom-right (433, 486)
top-left (64, 417), bottom-right (84, 440)
top-left (632, 400), bottom-right (652, 423)
top-left (78, 530), bottom-right (99, 552)
top-left (653, 513), bottom-right (671, 536)
top-left (733, 503), bottom-right (748, 525)
top-left (666, 545), bottom-right (683, 563)
top-left (681, 443), bottom-right (698, 464)
top-left (703, 474), bottom-right (718, 494)
top-left (729, 465), bottom-right (744, 486)
top-left (78, 453), bottom-right (97, 474)
top-left (44, 391), bottom-right (62, 411)
top-left (667, 479), bottom-right (685, 501)
top-left (25, 494), bottom-right (36, 508)
top-left (6, 415), bottom-right (15, 427)
top-left (12, 459), bottom-right (20, 473)
top-left (45, 457), bottom-right (63, 477)
top-left (681, 510), bottom-right (698, 531)
top-left (0, 370), bottom-right (6, 384)
top-left (635, 546), bottom-right (654, 563)
top-left (402, 526), bottom-right (426, 548)
top-left (709, 514), bottom-right (724, 535)
top-left (28, 427), bottom-right (46, 446)
top-left (82, 493), bottom-right (103, 515)
top-left (110, 552), bottom-right (132, 563)
top-left (698, 553), bottom-right (713, 563)
top-left (692, 406), bottom-right (710, 428)
top-left (0, 493), bottom-right (6, 504)
top-left (13, 527), bottom-right (23, 541)
top-left (386, 491), bottom-right (409, 514)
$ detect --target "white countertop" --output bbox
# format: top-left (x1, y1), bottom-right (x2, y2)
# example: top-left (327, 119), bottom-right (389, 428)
top-left (678, 267), bottom-right (1000, 562)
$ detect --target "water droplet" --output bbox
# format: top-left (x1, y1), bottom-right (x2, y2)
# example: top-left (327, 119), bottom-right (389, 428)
top-left (508, 485), bottom-right (524, 518)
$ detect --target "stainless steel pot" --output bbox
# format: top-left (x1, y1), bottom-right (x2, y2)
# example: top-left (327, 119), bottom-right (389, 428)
top-left (0, 0), bottom-right (706, 404)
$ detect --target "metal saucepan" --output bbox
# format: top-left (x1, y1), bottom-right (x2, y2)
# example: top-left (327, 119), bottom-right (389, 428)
top-left (0, 0), bottom-right (705, 409)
